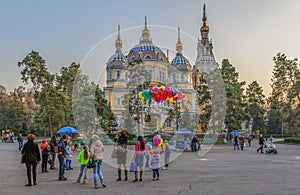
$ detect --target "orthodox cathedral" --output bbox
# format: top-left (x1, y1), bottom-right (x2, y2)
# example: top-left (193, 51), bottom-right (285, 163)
top-left (104, 5), bottom-right (218, 135)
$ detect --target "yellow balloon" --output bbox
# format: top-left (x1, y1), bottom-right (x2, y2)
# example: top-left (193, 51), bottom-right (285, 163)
top-left (138, 92), bottom-right (144, 99)
top-left (159, 138), bottom-right (163, 146)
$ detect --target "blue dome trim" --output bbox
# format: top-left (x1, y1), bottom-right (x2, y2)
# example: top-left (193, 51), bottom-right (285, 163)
top-left (130, 42), bottom-right (162, 53)
top-left (107, 52), bottom-right (126, 64)
top-left (171, 54), bottom-right (189, 65)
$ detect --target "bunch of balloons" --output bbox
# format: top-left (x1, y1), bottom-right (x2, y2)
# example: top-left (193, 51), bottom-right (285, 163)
top-left (138, 86), bottom-right (185, 103)
top-left (153, 135), bottom-right (163, 147)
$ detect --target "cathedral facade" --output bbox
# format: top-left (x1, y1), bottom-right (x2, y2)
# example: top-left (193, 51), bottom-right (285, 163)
top-left (104, 5), bottom-right (218, 135)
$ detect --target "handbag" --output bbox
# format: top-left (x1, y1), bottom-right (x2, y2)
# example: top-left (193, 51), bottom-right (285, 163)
top-left (21, 154), bottom-right (26, 164)
top-left (48, 155), bottom-right (53, 165)
top-left (129, 160), bottom-right (137, 172)
top-left (87, 158), bottom-right (96, 169)
top-left (111, 145), bottom-right (117, 158)
top-left (54, 146), bottom-right (58, 153)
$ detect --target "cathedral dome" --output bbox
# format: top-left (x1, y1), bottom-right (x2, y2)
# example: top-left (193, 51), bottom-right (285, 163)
top-left (106, 52), bottom-right (126, 69)
top-left (171, 53), bottom-right (190, 71)
top-left (127, 16), bottom-right (168, 63)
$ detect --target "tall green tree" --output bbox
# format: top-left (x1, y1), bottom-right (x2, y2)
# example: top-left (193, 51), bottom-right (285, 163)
top-left (18, 51), bottom-right (69, 136)
top-left (95, 84), bottom-right (116, 132)
top-left (245, 81), bottom-right (266, 134)
top-left (196, 74), bottom-right (211, 132)
top-left (220, 59), bottom-right (246, 132)
top-left (268, 53), bottom-right (300, 136)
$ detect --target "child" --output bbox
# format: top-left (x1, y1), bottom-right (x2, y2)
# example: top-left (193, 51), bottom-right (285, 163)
top-left (151, 150), bottom-right (160, 181)
top-left (77, 145), bottom-right (90, 184)
top-left (65, 140), bottom-right (73, 170)
top-left (40, 139), bottom-right (50, 173)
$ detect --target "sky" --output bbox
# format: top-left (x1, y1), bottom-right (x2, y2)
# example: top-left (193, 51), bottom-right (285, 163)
top-left (1, 0), bottom-right (300, 96)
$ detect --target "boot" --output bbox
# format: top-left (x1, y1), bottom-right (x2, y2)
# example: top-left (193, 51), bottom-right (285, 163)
top-left (116, 168), bottom-right (121, 181)
top-left (101, 180), bottom-right (106, 188)
top-left (124, 170), bottom-right (128, 181)
top-left (94, 181), bottom-right (99, 189)
top-left (132, 172), bottom-right (138, 182)
top-left (139, 170), bottom-right (143, 182)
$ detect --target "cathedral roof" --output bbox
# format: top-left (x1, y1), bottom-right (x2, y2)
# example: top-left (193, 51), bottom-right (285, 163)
top-left (127, 17), bottom-right (167, 63)
top-left (130, 41), bottom-right (162, 53)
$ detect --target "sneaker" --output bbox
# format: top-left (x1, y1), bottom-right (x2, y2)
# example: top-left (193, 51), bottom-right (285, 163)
top-left (101, 182), bottom-right (106, 188)
top-left (162, 167), bottom-right (167, 170)
top-left (25, 184), bottom-right (31, 187)
top-left (76, 179), bottom-right (80, 183)
top-left (155, 178), bottom-right (159, 180)
top-left (82, 181), bottom-right (88, 185)
top-left (59, 177), bottom-right (67, 181)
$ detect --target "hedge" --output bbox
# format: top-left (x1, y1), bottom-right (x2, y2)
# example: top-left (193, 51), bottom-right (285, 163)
top-left (284, 137), bottom-right (300, 144)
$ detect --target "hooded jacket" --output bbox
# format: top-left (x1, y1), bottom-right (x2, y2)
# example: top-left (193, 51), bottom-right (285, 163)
top-left (90, 140), bottom-right (104, 160)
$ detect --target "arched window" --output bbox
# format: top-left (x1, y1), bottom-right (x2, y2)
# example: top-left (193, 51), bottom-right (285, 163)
top-left (116, 93), bottom-right (122, 106)
top-left (145, 55), bottom-right (151, 59)
top-left (108, 70), bottom-right (112, 80)
top-left (116, 70), bottom-right (121, 80)
top-left (180, 72), bottom-right (186, 82)
top-left (166, 117), bottom-right (172, 128)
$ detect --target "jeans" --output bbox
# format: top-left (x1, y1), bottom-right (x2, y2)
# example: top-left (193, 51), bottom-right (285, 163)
top-left (152, 169), bottom-right (159, 178)
top-left (78, 164), bottom-right (88, 182)
top-left (18, 141), bottom-right (23, 151)
top-left (66, 160), bottom-right (72, 169)
top-left (93, 160), bottom-right (104, 183)
top-left (165, 153), bottom-right (170, 168)
top-left (58, 154), bottom-right (65, 179)
top-left (234, 142), bottom-right (239, 150)
top-left (192, 143), bottom-right (197, 152)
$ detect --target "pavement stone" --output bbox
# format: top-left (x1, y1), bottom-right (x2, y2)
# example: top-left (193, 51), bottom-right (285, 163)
top-left (0, 141), bottom-right (299, 195)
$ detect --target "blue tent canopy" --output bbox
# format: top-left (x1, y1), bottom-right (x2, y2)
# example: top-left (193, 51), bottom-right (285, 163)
top-left (230, 130), bottom-right (241, 135)
top-left (56, 126), bottom-right (78, 134)
top-left (174, 128), bottom-right (192, 135)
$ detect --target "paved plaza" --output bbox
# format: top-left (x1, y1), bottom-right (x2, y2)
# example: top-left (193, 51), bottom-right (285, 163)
top-left (0, 141), bottom-right (299, 195)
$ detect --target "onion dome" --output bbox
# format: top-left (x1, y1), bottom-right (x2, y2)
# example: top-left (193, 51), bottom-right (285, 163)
top-left (200, 4), bottom-right (209, 40)
top-left (127, 16), bottom-right (168, 63)
top-left (107, 25), bottom-right (127, 69)
top-left (171, 27), bottom-right (190, 71)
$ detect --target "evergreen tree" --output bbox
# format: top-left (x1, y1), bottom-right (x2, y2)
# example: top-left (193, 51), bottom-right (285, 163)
top-left (268, 53), bottom-right (300, 136)
top-left (220, 59), bottom-right (246, 132)
top-left (245, 81), bottom-right (266, 134)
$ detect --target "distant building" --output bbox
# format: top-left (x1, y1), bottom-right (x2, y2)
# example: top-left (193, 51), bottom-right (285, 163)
top-left (104, 5), bottom-right (219, 135)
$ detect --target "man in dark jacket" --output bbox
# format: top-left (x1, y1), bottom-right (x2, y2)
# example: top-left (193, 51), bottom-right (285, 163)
top-left (257, 134), bottom-right (265, 153)
top-left (21, 134), bottom-right (41, 186)
top-left (57, 134), bottom-right (67, 181)
top-left (17, 133), bottom-right (24, 151)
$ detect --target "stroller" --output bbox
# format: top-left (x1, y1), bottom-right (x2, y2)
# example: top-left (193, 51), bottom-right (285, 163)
top-left (265, 143), bottom-right (277, 154)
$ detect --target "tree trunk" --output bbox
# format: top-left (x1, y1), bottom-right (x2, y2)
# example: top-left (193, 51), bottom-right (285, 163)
top-left (49, 115), bottom-right (53, 137)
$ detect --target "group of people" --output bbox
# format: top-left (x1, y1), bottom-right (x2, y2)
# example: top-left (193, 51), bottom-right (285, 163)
top-left (257, 134), bottom-right (275, 154)
top-left (232, 135), bottom-right (252, 150)
top-left (114, 132), bottom-right (171, 183)
top-left (2, 131), bottom-right (15, 143)
top-left (20, 131), bottom-right (171, 189)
